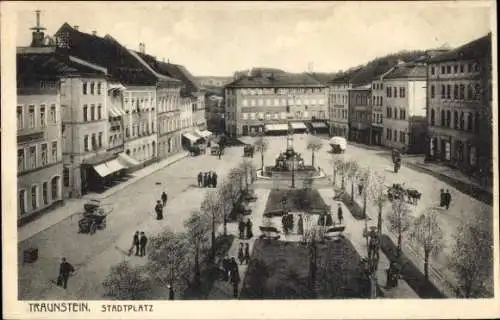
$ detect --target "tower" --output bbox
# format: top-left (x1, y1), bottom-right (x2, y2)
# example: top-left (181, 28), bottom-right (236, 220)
top-left (30, 10), bottom-right (46, 47)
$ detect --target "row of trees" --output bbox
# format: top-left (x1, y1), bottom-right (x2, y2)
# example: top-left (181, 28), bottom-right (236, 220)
top-left (102, 160), bottom-right (257, 300)
top-left (330, 155), bottom-right (493, 298)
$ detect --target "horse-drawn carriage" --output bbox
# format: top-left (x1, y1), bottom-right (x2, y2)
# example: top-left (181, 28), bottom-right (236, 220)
top-left (210, 143), bottom-right (224, 156)
top-left (78, 199), bottom-right (113, 234)
top-left (387, 183), bottom-right (422, 205)
top-left (243, 144), bottom-right (255, 157)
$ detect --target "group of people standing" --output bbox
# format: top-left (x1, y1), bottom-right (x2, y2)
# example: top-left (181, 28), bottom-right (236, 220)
top-left (155, 191), bottom-right (168, 220)
top-left (130, 231), bottom-right (148, 257)
top-left (197, 171), bottom-right (218, 188)
top-left (238, 218), bottom-right (253, 240)
top-left (222, 257), bottom-right (241, 298)
top-left (237, 243), bottom-right (251, 265)
top-left (440, 189), bottom-right (452, 210)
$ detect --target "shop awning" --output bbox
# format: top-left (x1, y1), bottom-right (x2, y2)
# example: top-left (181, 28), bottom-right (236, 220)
top-left (264, 123), bottom-right (289, 132)
top-left (109, 104), bottom-right (126, 117)
top-left (290, 122), bottom-right (307, 130)
top-left (311, 122), bottom-right (328, 129)
top-left (118, 152), bottom-right (140, 166)
top-left (182, 132), bottom-right (202, 143)
top-left (93, 159), bottom-right (126, 177)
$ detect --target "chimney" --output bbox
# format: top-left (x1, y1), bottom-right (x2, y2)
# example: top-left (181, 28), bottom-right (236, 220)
top-left (30, 10), bottom-right (46, 47)
top-left (74, 25), bottom-right (79, 31)
top-left (92, 30), bottom-right (97, 36)
top-left (139, 43), bottom-right (145, 54)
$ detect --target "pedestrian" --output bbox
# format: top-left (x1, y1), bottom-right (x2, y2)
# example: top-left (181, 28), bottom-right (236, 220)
top-left (130, 231), bottom-right (140, 256)
top-left (139, 232), bottom-right (148, 257)
top-left (222, 256), bottom-right (230, 281)
top-left (155, 200), bottom-right (163, 220)
top-left (244, 243), bottom-right (251, 264)
top-left (297, 214), bottom-right (304, 235)
top-left (245, 218), bottom-right (253, 239)
top-left (197, 172), bottom-right (203, 187)
top-left (204, 172), bottom-right (209, 188)
top-left (445, 190), bottom-right (452, 210)
top-left (238, 220), bottom-right (246, 239)
top-left (57, 257), bottom-right (75, 289)
top-left (439, 189), bottom-right (445, 207)
top-left (358, 181), bottom-right (364, 196)
top-left (288, 214), bottom-right (294, 233)
top-left (213, 172), bottom-right (218, 188)
top-left (337, 203), bottom-right (343, 225)
top-left (238, 243), bottom-right (245, 265)
top-left (208, 171), bottom-right (214, 188)
top-left (229, 258), bottom-right (240, 298)
top-left (218, 149), bottom-right (222, 160)
top-left (161, 191), bottom-right (168, 207)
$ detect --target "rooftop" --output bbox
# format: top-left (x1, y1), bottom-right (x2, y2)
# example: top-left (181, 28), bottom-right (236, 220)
top-left (226, 72), bottom-right (327, 88)
top-left (429, 33), bottom-right (491, 63)
top-left (384, 62), bottom-right (427, 80)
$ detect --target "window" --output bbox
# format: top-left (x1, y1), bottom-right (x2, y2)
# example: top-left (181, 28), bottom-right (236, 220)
top-left (97, 105), bottom-right (102, 119)
top-left (431, 66), bottom-right (435, 75)
top-left (17, 106), bottom-right (23, 130)
top-left (446, 110), bottom-right (451, 128)
top-left (467, 113), bottom-right (473, 131)
top-left (83, 82), bottom-right (87, 95)
top-left (454, 65), bottom-right (458, 73)
top-left (380, 97), bottom-right (383, 106)
top-left (474, 84), bottom-right (481, 100)
top-left (386, 107), bottom-right (391, 118)
top-left (441, 66), bottom-right (445, 74)
top-left (18, 149), bottom-right (24, 172)
top-left (430, 109), bottom-right (435, 126)
top-left (29, 146), bottom-right (36, 169)
top-left (441, 110), bottom-right (445, 126)
top-left (400, 87), bottom-right (405, 98)
top-left (468, 63), bottom-right (473, 72)
top-left (242, 113), bottom-right (248, 120)
top-left (446, 85), bottom-right (451, 99)
top-left (28, 105), bottom-right (35, 128)
top-left (250, 113), bottom-right (256, 120)
top-left (446, 65), bottom-right (451, 74)
top-left (31, 185), bottom-right (38, 210)
top-left (386, 87), bottom-right (392, 97)
top-left (41, 143), bottom-right (48, 166)
top-left (258, 99), bottom-right (263, 106)
top-left (91, 134), bottom-right (97, 150)
top-left (51, 141), bottom-right (57, 162)
top-left (50, 104), bottom-right (56, 122)
top-left (91, 105), bottom-right (95, 120)
top-left (429, 85), bottom-right (435, 98)
top-left (394, 108), bottom-right (398, 119)
top-left (454, 111), bottom-right (459, 129)
top-left (90, 82), bottom-right (95, 95)
top-left (84, 135), bottom-right (89, 151)
top-left (453, 84), bottom-right (459, 99)
top-left (459, 84), bottom-right (465, 100)
top-left (42, 182), bottom-right (48, 205)
top-left (19, 190), bottom-right (26, 215)
top-left (467, 84), bottom-right (474, 99)
top-left (83, 105), bottom-right (88, 122)
top-left (51, 176), bottom-right (59, 200)
top-left (399, 131), bottom-right (405, 143)
top-left (242, 99), bottom-right (248, 107)
top-left (474, 63), bottom-right (480, 72)
top-left (459, 112), bottom-right (465, 130)
top-left (394, 87), bottom-right (398, 97)
top-left (97, 82), bottom-right (102, 95)
top-left (40, 105), bottom-right (46, 127)
top-left (400, 109), bottom-right (406, 120)
top-left (460, 64), bottom-right (464, 73)
top-left (98, 132), bottom-right (103, 148)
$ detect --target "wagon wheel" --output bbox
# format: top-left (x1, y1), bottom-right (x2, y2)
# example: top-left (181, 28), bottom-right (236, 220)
top-left (90, 221), bottom-right (97, 235)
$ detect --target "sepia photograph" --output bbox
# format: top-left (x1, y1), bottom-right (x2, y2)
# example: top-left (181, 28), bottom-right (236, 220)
top-left (1, 1), bottom-right (498, 319)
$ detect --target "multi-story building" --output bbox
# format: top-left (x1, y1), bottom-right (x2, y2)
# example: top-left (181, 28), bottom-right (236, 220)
top-left (348, 85), bottom-right (372, 144)
top-left (224, 71), bottom-right (328, 137)
top-left (426, 33), bottom-right (492, 180)
top-left (16, 49), bottom-right (66, 223)
top-left (327, 74), bottom-right (351, 139)
top-left (382, 62), bottom-right (427, 153)
top-left (205, 93), bottom-right (225, 133)
top-left (370, 79), bottom-right (384, 146)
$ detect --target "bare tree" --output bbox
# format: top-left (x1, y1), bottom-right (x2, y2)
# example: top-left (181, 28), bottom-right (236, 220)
top-left (239, 160), bottom-right (255, 190)
top-left (184, 210), bottom-right (211, 288)
top-left (102, 261), bottom-right (152, 300)
top-left (345, 160), bottom-right (359, 201)
top-left (302, 214), bottom-right (320, 296)
top-left (254, 136), bottom-right (269, 173)
top-left (200, 191), bottom-right (223, 261)
top-left (449, 209), bottom-right (493, 298)
top-left (146, 230), bottom-right (192, 299)
top-left (387, 197), bottom-right (412, 258)
top-left (330, 157), bottom-right (344, 188)
top-left (409, 208), bottom-right (444, 280)
top-left (357, 167), bottom-right (371, 219)
top-left (306, 136), bottom-right (323, 167)
top-left (219, 174), bottom-right (242, 232)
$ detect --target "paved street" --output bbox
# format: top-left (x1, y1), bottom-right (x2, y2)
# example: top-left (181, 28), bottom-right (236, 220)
top-left (18, 146), bottom-right (253, 300)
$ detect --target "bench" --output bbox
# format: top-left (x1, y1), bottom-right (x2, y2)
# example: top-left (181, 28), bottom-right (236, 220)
top-left (259, 226), bottom-right (281, 240)
top-left (323, 225), bottom-right (346, 241)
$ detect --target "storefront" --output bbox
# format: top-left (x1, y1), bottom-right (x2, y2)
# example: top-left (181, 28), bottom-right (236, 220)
top-left (264, 123), bottom-right (289, 136)
top-left (289, 122), bottom-right (308, 134)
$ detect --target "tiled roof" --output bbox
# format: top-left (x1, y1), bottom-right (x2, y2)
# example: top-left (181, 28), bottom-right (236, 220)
top-left (17, 51), bottom-right (106, 80)
top-left (54, 23), bottom-right (157, 86)
top-left (384, 63), bottom-right (427, 79)
top-left (225, 72), bottom-right (326, 88)
top-left (131, 52), bottom-right (181, 84)
top-left (429, 33), bottom-right (491, 63)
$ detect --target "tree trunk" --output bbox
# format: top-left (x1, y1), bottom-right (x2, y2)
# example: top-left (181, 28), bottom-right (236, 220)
top-left (333, 168), bottom-right (337, 187)
top-left (261, 152), bottom-right (264, 173)
top-left (377, 204), bottom-right (382, 238)
top-left (397, 230), bottom-right (402, 258)
top-left (424, 249), bottom-right (430, 280)
top-left (223, 215), bottom-right (227, 236)
top-left (351, 182), bottom-right (354, 201)
top-left (370, 274), bottom-right (377, 298)
top-left (211, 218), bottom-right (216, 262)
top-left (312, 151), bottom-right (315, 167)
top-left (341, 173), bottom-right (345, 189)
top-left (363, 192), bottom-right (367, 218)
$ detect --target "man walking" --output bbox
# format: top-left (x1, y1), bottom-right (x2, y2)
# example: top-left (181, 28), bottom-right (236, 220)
top-left (445, 190), bottom-right (452, 210)
top-left (213, 172), bottom-right (218, 188)
top-left (131, 231), bottom-right (140, 256)
top-left (238, 219), bottom-right (246, 239)
top-left (58, 257), bottom-right (75, 289)
top-left (155, 200), bottom-right (163, 220)
top-left (439, 189), bottom-right (445, 207)
top-left (161, 191), bottom-right (168, 207)
top-left (229, 257), bottom-right (240, 298)
top-left (337, 203), bottom-right (343, 225)
top-left (197, 172), bottom-right (203, 187)
top-left (139, 232), bottom-right (148, 257)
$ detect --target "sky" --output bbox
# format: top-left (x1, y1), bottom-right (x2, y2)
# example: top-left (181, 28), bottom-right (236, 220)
top-left (13, 1), bottom-right (493, 77)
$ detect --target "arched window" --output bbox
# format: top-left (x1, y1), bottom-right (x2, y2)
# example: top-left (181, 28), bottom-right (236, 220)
top-left (430, 109), bottom-right (435, 126)
top-left (51, 176), bottom-right (60, 200)
top-left (441, 110), bottom-right (446, 126)
top-left (446, 110), bottom-right (451, 128)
